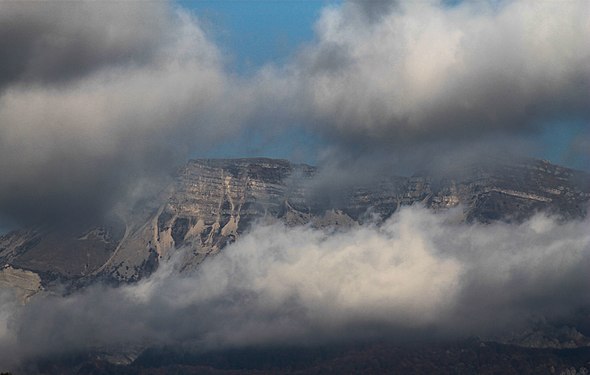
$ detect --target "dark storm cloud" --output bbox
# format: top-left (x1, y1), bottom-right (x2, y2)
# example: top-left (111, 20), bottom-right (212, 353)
top-left (1, 207), bottom-right (589, 369)
top-left (0, 2), bottom-right (241, 225)
top-left (0, 2), bottom-right (171, 89)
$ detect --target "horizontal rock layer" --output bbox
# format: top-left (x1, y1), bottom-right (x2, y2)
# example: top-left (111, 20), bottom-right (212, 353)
top-left (1, 157), bottom-right (588, 290)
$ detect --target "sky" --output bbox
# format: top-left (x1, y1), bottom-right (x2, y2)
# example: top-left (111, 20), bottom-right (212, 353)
top-left (0, 0), bottom-right (588, 228)
top-left (178, 0), bottom-right (337, 74)
top-left (0, 0), bottom-right (586, 229)
top-left (179, 0), bottom-right (336, 163)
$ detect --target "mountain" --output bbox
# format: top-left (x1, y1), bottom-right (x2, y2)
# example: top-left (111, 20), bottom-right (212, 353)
top-left (1, 157), bottom-right (589, 295)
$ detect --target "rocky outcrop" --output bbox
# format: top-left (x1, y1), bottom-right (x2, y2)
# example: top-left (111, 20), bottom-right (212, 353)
top-left (0, 265), bottom-right (42, 303)
top-left (1, 157), bottom-right (588, 288)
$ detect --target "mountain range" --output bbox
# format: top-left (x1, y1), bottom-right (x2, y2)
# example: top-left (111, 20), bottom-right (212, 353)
top-left (1, 157), bottom-right (589, 300)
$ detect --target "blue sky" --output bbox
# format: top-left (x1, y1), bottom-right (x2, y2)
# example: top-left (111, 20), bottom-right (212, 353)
top-left (177, 0), bottom-right (338, 74)
top-left (535, 120), bottom-right (589, 171)
top-left (178, 1), bottom-right (336, 164)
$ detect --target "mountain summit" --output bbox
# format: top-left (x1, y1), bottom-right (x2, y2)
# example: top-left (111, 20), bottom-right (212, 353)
top-left (1, 157), bottom-right (589, 295)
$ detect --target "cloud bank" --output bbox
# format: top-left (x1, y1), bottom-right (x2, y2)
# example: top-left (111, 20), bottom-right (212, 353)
top-left (1, 207), bottom-right (589, 369)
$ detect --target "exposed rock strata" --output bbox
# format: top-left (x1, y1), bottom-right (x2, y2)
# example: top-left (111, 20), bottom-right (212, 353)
top-left (1, 158), bottom-right (588, 287)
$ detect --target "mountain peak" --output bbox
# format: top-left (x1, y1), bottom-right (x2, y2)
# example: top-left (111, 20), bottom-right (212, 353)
top-left (1, 157), bottom-right (588, 290)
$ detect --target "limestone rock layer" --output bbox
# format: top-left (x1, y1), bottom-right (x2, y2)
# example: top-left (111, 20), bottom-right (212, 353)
top-left (1, 157), bottom-right (588, 290)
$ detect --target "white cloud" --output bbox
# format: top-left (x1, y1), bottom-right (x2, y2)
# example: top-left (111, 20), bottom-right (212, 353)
top-left (278, 0), bottom-right (590, 145)
top-left (1, 206), bottom-right (589, 368)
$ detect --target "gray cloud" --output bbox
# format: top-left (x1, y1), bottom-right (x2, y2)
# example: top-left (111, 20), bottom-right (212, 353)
top-left (1, 0), bottom-right (588, 225)
top-left (0, 2), bottom-right (171, 89)
top-left (1, 207), bottom-right (589, 369)
top-left (349, 0), bottom-right (399, 23)
top-left (0, 2), bottom-right (244, 225)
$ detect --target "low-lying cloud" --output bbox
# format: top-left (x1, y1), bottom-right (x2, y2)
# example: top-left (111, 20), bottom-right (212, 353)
top-left (1, 206), bottom-right (589, 369)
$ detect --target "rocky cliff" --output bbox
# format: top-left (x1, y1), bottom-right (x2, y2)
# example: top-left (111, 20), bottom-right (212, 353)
top-left (1, 157), bottom-right (589, 292)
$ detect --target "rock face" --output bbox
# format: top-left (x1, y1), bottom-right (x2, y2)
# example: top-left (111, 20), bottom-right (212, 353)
top-left (1, 157), bottom-right (589, 290)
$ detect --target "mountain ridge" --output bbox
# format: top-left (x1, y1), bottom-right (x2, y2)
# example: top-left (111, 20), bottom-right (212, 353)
top-left (1, 157), bottom-right (589, 295)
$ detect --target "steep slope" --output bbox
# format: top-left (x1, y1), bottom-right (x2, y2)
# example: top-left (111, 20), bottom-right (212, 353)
top-left (1, 157), bottom-right (589, 291)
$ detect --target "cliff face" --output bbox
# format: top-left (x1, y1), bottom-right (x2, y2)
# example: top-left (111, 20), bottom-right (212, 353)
top-left (1, 157), bottom-right (589, 290)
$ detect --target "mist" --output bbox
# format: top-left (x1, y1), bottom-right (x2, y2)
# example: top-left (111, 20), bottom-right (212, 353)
top-left (1, 206), bottom-right (589, 369)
